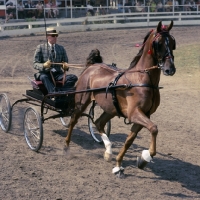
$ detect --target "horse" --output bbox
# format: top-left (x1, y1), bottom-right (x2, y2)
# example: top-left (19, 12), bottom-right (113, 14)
top-left (65, 20), bottom-right (176, 178)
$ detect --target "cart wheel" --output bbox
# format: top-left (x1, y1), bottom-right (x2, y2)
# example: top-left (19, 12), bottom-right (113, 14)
top-left (88, 103), bottom-right (111, 144)
top-left (23, 107), bottom-right (43, 152)
top-left (0, 93), bottom-right (12, 132)
top-left (60, 117), bottom-right (71, 127)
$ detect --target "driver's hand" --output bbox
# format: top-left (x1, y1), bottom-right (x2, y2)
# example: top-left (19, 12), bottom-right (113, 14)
top-left (62, 62), bottom-right (69, 71)
top-left (43, 60), bottom-right (51, 68)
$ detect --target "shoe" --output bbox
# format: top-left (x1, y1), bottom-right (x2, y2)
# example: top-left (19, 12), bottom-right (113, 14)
top-left (48, 96), bottom-right (55, 101)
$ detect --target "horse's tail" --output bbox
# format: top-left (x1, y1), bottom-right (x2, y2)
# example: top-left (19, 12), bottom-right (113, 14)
top-left (85, 49), bottom-right (103, 67)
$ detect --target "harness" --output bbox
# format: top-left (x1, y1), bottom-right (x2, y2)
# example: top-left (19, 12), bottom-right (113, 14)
top-left (105, 67), bottom-right (162, 119)
top-left (106, 72), bottom-right (125, 118)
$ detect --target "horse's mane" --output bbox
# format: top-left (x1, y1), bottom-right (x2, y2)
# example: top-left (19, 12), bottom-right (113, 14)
top-left (128, 31), bottom-right (152, 69)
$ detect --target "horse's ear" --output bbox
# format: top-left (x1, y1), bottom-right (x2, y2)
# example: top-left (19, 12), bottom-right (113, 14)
top-left (167, 20), bottom-right (173, 32)
top-left (157, 21), bottom-right (162, 32)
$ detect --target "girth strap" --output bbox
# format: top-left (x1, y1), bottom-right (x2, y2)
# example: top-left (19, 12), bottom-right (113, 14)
top-left (106, 72), bottom-right (126, 118)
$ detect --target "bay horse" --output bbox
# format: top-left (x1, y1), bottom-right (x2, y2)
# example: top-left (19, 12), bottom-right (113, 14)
top-left (65, 21), bottom-right (176, 178)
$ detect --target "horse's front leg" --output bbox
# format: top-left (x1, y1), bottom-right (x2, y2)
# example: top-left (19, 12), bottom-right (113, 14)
top-left (131, 108), bottom-right (158, 169)
top-left (113, 108), bottom-right (158, 178)
top-left (112, 124), bottom-right (143, 178)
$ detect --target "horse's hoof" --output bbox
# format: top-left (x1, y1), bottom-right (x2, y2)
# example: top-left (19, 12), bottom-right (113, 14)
top-left (115, 170), bottom-right (125, 178)
top-left (137, 156), bottom-right (148, 169)
top-left (112, 167), bottom-right (125, 178)
top-left (104, 152), bottom-right (112, 162)
top-left (63, 145), bottom-right (70, 155)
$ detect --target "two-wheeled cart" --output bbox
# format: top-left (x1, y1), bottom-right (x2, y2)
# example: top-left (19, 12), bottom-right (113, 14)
top-left (0, 77), bottom-right (111, 152)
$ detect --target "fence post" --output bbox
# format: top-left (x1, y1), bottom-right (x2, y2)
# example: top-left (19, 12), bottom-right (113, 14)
top-left (0, 25), bottom-right (4, 32)
top-left (147, 7), bottom-right (150, 23)
top-left (113, 15), bottom-right (116, 24)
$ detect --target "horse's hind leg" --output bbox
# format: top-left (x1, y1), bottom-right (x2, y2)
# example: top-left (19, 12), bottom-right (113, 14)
top-left (65, 109), bottom-right (82, 147)
top-left (65, 94), bottom-right (91, 147)
top-left (95, 111), bottom-right (114, 162)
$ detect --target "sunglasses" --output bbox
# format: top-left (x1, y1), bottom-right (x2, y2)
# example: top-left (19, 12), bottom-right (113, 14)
top-left (48, 34), bottom-right (58, 37)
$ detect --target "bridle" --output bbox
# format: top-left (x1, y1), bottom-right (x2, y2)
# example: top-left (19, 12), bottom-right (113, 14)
top-left (151, 31), bottom-right (175, 70)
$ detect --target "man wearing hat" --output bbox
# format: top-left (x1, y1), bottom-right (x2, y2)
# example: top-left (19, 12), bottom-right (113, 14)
top-left (33, 27), bottom-right (78, 93)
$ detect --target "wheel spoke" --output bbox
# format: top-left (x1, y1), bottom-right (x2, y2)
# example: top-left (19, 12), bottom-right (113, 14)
top-left (1, 112), bottom-right (9, 122)
top-left (29, 128), bottom-right (40, 139)
top-left (25, 117), bottom-right (40, 140)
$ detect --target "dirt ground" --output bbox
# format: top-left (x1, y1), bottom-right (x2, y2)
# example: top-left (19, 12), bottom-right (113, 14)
top-left (0, 24), bottom-right (200, 200)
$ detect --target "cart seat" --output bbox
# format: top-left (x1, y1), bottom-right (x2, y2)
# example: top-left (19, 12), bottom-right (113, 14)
top-left (30, 80), bottom-right (63, 95)
top-left (32, 80), bottom-right (63, 88)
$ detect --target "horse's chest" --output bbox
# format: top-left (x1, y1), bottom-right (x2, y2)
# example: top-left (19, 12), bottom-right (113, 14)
top-left (133, 87), bottom-right (153, 101)
top-left (128, 88), bottom-right (160, 110)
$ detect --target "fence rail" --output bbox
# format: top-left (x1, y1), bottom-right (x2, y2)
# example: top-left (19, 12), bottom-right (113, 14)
top-left (0, 11), bottom-right (200, 37)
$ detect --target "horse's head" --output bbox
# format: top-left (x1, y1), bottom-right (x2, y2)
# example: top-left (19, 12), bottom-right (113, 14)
top-left (151, 20), bottom-right (176, 76)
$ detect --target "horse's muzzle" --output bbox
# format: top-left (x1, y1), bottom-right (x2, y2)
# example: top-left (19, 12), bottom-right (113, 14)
top-left (162, 58), bottom-right (176, 76)
top-left (163, 65), bottom-right (176, 76)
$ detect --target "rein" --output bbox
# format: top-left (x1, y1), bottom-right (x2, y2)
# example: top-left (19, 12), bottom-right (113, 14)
top-left (125, 66), bottom-right (159, 74)
top-left (47, 65), bottom-right (162, 121)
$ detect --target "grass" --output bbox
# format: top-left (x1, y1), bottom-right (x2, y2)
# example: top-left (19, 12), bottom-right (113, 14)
top-left (174, 44), bottom-right (200, 69)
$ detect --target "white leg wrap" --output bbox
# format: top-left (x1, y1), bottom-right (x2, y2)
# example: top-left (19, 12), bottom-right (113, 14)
top-left (101, 133), bottom-right (112, 154)
top-left (142, 150), bottom-right (152, 162)
top-left (112, 166), bottom-right (124, 174)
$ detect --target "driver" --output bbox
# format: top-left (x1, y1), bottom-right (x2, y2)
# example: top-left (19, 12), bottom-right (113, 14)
top-left (33, 27), bottom-right (78, 93)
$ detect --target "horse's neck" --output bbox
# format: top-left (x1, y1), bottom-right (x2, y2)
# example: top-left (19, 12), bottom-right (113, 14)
top-left (137, 32), bottom-right (155, 70)
top-left (132, 53), bottom-right (161, 86)
top-left (137, 54), bottom-right (154, 70)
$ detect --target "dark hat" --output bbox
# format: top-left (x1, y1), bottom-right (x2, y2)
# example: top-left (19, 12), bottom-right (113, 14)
top-left (46, 27), bottom-right (58, 35)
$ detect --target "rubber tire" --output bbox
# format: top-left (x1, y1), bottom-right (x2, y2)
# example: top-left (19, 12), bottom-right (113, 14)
top-left (23, 107), bottom-right (43, 152)
top-left (60, 116), bottom-right (71, 127)
top-left (0, 93), bottom-right (12, 132)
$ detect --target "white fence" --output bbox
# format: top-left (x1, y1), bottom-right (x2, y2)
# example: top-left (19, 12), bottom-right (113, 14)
top-left (0, 11), bottom-right (200, 37)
